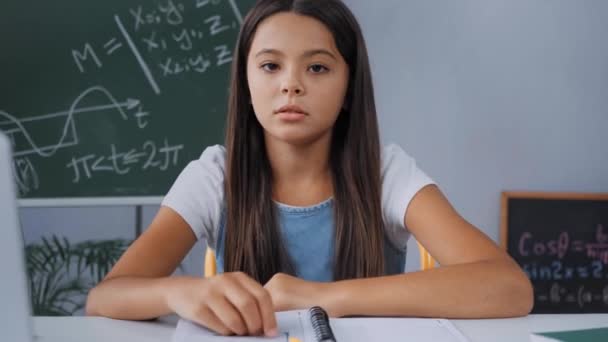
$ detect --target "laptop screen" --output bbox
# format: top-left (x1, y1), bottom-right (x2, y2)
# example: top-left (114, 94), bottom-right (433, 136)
top-left (0, 133), bottom-right (33, 341)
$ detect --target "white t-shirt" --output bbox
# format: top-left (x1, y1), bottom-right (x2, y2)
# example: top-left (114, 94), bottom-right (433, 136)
top-left (161, 144), bottom-right (435, 251)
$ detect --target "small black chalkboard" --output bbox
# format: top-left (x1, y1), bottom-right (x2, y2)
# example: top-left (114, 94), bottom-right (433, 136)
top-left (501, 192), bottom-right (608, 313)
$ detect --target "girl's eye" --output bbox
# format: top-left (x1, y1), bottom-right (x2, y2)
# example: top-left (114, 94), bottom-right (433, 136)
top-left (309, 64), bottom-right (329, 73)
top-left (261, 63), bottom-right (279, 72)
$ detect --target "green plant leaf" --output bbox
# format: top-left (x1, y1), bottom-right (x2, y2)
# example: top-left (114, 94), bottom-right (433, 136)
top-left (26, 236), bottom-right (131, 316)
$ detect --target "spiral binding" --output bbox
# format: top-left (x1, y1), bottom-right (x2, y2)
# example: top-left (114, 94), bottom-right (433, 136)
top-left (309, 306), bottom-right (336, 342)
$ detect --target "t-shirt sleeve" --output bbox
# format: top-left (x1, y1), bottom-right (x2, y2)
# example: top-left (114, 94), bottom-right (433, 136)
top-left (161, 145), bottom-right (225, 249)
top-left (381, 144), bottom-right (436, 232)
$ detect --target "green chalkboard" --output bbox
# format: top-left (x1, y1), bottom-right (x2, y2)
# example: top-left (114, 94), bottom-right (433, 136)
top-left (0, 0), bottom-right (255, 200)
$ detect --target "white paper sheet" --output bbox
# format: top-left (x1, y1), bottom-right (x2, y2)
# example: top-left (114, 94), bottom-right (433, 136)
top-left (172, 310), bottom-right (470, 342)
top-left (172, 310), bottom-right (307, 342)
top-left (330, 317), bottom-right (470, 342)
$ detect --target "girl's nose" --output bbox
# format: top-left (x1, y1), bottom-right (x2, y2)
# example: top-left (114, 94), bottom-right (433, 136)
top-left (281, 72), bottom-right (305, 96)
top-left (281, 86), bottom-right (302, 95)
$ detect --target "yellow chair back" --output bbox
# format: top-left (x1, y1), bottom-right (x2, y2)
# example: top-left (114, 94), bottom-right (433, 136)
top-left (204, 248), bottom-right (217, 277)
top-left (417, 241), bottom-right (435, 270)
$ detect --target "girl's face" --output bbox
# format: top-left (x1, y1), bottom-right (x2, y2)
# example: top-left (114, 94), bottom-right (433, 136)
top-left (247, 12), bottom-right (349, 146)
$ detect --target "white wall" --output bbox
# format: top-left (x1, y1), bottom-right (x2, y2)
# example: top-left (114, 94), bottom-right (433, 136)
top-left (346, 0), bottom-right (608, 270)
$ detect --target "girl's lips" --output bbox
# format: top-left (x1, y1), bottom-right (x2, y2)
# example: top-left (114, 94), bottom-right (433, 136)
top-left (275, 104), bottom-right (307, 115)
top-left (277, 111), bottom-right (307, 121)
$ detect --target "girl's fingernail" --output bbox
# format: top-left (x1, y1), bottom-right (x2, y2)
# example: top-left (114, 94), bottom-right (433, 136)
top-left (266, 328), bottom-right (278, 337)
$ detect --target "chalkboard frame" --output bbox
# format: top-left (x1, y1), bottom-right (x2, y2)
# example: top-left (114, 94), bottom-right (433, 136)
top-left (17, 196), bottom-right (164, 207)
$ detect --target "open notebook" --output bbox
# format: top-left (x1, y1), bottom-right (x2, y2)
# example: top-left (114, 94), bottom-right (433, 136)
top-left (172, 307), bottom-right (470, 342)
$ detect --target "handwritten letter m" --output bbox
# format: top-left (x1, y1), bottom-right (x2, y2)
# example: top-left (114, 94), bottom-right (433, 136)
top-left (72, 43), bottom-right (102, 73)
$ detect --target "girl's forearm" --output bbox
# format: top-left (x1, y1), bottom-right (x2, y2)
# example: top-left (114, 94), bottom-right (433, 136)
top-left (85, 276), bottom-right (189, 320)
top-left (320, 259), bottom-right (533, 318)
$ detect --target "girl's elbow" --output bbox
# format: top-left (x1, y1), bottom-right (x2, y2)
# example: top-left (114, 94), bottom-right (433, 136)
top-left (85, 286), bottom-right (100, 316)
top-left (518, 276), bottom-right (535, 315)
top-left (85, 285), bottom-right (108, 317)
top-left (507, 269), bottom-right (534, 317)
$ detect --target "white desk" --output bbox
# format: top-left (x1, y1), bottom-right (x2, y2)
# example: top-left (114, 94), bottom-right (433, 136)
top-left (452, 314), bottom-right (608, 341)
top-left (33, 314), bottom-right (608, 342)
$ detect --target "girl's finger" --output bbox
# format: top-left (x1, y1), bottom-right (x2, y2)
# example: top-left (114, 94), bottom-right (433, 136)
top-left (223, 280), bottom-right (264, 335)
top-left (233, 272), bottom-right (278, 337)
top-left (191, 304), bottom-right (232, 336)
top-left (206, 294), bottom-right (248, 336)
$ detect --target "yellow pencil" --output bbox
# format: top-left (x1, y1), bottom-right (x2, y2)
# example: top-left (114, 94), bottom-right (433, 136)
top-left (288, 337), bottom-right (302, 342)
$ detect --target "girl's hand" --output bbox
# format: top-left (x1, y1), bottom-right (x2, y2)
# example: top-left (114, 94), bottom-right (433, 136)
top-left (165, 273), bottom-right (278, 337)
top-left (264, 273), bottom-right (326, 312)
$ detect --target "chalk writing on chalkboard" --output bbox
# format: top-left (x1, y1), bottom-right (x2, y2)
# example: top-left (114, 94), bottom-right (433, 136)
top-left (0, 0), bottom-right (250, 199)
top-left (1, 86), bottom-right (149, 194)
top-left (518, 224), bottom-right (608, 269)
top-left (502, 192), bottom-right (608, 313)
top-left (70, 0), bottom-right (241, 93)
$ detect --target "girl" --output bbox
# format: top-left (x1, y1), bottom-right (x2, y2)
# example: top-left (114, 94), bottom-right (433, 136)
top-left (86, 0), bottom-right (533, 337)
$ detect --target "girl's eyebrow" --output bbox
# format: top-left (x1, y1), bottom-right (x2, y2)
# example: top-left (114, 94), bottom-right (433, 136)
top-left (254, 48), bottom-right (337, 61)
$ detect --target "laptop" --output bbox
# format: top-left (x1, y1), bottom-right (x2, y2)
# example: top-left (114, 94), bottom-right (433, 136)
top-left (0, 132), bottom-right (34, 342)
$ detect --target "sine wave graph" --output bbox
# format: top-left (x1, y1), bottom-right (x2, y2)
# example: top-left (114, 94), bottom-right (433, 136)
top-left (0, 86), bottom-right (137, 158)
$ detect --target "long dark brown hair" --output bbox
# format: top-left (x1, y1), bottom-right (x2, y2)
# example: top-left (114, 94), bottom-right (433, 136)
top-left (224, 0), bottom-right (384, 283)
